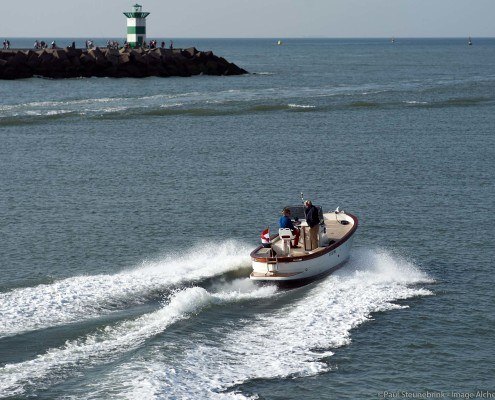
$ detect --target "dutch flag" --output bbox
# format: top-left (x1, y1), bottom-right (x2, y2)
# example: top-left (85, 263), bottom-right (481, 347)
top-left (260, 228), bottom-right (270, 244)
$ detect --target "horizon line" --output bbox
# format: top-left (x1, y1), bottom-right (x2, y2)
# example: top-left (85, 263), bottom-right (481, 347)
top-left (3, 36), bottom-right (494, 40)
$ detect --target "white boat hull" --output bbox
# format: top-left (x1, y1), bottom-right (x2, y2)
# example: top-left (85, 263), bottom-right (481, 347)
top-left (251, 236), bottom-right (354, 282)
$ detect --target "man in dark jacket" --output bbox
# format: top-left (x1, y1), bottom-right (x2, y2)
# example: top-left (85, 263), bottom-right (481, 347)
top-left (304, 200), bottom-right (320, 250)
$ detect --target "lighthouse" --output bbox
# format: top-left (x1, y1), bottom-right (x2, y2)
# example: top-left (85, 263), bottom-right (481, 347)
top-left (123, 4), bottom-right (150, 48)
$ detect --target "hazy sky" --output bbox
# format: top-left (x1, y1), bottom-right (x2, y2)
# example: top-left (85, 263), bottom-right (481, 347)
top-left (2, 0), bottom-right (494, 38)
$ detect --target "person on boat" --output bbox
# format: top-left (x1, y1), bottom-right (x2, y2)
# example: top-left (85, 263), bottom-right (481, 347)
top-left (279, 208), bottom-right (300, 248)
top-left (304, 200), bottom-right (320, 250)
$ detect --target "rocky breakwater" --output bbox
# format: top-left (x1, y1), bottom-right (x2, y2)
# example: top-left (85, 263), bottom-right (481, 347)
top-left (0, 47), bottom-right (247, 79)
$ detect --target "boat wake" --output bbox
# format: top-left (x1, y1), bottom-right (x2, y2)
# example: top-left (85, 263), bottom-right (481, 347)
top-left (0, 240), bottom-right (252, 339)
top-left (0, 247), bottom-right (434, 399)
top-left (108, 247), bottom-right (432, 399)
top-left (0, 283), bottom-right (276, 398)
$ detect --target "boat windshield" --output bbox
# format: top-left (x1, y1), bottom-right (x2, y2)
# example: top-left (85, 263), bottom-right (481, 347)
top-left (284, 205), bottom-right (323, 222)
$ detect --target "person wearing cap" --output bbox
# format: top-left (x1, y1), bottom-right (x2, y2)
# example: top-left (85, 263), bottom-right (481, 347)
top-left (279, 208), bottom-right (300, 248)
top-left (304, 200), bottom-right (320, 250)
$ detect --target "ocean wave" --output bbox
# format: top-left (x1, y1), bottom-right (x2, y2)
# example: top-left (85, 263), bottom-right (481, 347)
top-left (399, 97), bottom-right (491, 109)
top-left (79, 248), bottom-right (434, 399)
top-left (2, 81), bottom-right (491, 127)
top-left (288, 103), bottom-right (316, 109)
top-left (0, 112), bottom-right (80, 126)
top-left (348, 101), bottom-right (380, 108)
top-left (0, 240), bottom-right (251, 339)
top-left (159, 102), bottom-right (184, 108)
top-left (404, 100), bottom-right (429, 105)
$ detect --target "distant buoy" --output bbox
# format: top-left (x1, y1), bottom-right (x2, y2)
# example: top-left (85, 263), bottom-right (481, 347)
top-left (277, 40), bottom-right (282, 46)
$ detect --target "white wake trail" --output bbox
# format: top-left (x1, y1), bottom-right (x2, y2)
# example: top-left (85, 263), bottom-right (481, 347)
top-left (0, 240), bottom-right (251, 338)
top-left (93, 247), bottom-right (434, 399)
top-left (0, 283), bottom-right (277, 398)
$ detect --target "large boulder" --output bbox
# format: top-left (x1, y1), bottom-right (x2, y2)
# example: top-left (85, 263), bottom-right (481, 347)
top-left (147, 49), bottom-right (161, 62)
top-left (53, 49), bottom-right (68, 61)
top-left (0, 57), bottom-right (31, 79)
top-left (182, 47), bottom-right (198, 58)
top-left (105, 49), bottom-right (120, 66)
top-left (205, 60), bottom-right (221, 75)
top-left (26, 51), bottom-right (40, 68)
top-left (12, 51), bottom-right (28, 64)
top-left (130, 50), bottom-right (147, 64)
top-left (119, 52), bottom-right (131, 64)
top-left (79, 52), bottom-right (94, 64)
top-left (88, 48), bottom-right (110, 67)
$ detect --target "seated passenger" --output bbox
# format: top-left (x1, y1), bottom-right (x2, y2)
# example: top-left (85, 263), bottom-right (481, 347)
top-left (279, 208), bottom-right (300, 248)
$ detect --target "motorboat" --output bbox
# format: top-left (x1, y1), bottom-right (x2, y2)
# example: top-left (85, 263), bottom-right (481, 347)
top-left (250, 205), bottom-right (358, 285)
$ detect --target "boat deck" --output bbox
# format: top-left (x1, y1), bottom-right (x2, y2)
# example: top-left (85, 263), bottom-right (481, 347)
top-left (252, 213), bottom-right (354, 259)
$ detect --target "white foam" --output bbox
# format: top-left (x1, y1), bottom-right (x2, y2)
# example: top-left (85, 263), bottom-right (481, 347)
top-left (81, 248), bottom-right (434, 399)
top-left (159, 102), bottom-right (184, 108)
top-left (23, 109), bottom-right (73, 116)
top-left (0, 284), bottom-right (276, 398)
top-left (288, 103), bottom-right (316, 109)
top-left (404, 100), bottom-right (429, 105)
top-left (0, 240), bottom-right (251, 338)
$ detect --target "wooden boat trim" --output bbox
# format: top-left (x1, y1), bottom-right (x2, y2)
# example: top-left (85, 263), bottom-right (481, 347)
top-left (250, 213), bottom-right (358, 263)
top-left (250, 271), bottom-right (303, 278)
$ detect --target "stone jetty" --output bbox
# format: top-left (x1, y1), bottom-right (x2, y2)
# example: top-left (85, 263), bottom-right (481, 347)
top-left (0, 47), bottom-right (247, 79)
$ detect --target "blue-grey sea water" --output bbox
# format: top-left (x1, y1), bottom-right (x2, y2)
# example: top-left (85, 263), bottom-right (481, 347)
top-left (1, 38), bottom-right (494, 399)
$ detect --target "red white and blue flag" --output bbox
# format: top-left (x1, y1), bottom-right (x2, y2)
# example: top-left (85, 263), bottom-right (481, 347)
top-left (260, 228), bottom-right (270, 244)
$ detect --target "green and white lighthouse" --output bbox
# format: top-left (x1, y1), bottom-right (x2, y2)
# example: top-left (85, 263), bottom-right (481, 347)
top-left (123, 4), bottom-right (150, 48)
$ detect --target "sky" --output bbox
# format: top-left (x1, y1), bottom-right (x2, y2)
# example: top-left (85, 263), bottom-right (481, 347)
top-left (1, 0), bottom-right (494, 38)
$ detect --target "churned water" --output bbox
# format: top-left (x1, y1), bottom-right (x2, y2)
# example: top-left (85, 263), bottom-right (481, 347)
top-left (1, 38), bottom-right (494, 399)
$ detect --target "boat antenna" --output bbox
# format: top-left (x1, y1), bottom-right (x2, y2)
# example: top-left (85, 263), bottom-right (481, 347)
top-left (300, 192), bottom-right (304, 205)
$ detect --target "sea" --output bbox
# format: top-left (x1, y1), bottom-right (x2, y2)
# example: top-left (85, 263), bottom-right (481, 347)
top-left (1, 38), bottom-right (494, 399)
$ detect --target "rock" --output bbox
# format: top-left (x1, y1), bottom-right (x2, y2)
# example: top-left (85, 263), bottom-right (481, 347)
top-left (39, 50), bottom-right (54, 63)
top-left (69, 54), bottom-right (81, 67)
top-left (53, 49), bottom-right (68, 61)
top-left (130, 50), bottom-right (147, 64)
top-left (26, 51), bottom-right (40, 68)
top-left (182, 47), bottom-right (198, 58)
top-left (147, 49), bottom-right (161, 61)
top-left (119, 53), bottom-right (130, 64)
top-left (88, 48), bottom-right (110, 68)
top-left (105, 49), bottom-right (120, 66)
top-left (12, 51), bottom-right (28, 64)
top-left (205, 60), bottom-right (220, 75)
top-left (185, 63), bottom-right (200, 75)
top-left (0, 47), bottom-right (247, 79)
